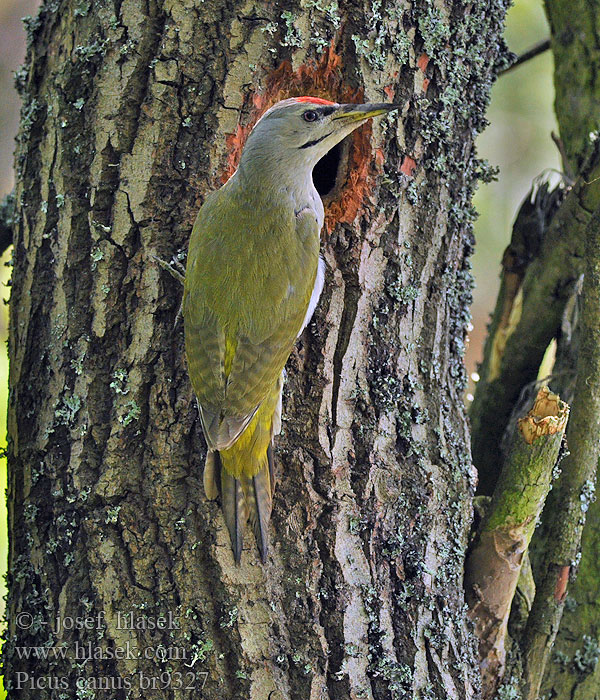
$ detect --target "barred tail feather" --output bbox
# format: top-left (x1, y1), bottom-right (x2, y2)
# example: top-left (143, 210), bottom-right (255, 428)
top-left (219, 456), bottom-right (247, 563)
top-left (203, 447), bottom-right (275, 563)
top-left (203, 386), bottom-right (281, 562)
top-left (240, 456), bottom-right (273, 564)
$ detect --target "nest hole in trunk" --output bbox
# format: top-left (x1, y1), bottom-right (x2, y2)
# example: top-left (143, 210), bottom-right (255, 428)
top-left (312, 135), bottom-right (351, 206)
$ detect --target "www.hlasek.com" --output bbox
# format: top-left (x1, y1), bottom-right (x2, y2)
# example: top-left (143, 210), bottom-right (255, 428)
top-left (12, 609), bottom-right (209, 692)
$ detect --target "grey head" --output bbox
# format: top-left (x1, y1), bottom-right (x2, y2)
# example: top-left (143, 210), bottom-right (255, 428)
top-left (237, 97), bottom-right (401, 184)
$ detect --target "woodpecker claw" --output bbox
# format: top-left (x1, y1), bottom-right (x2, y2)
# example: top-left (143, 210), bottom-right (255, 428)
top-left (173, 300), bottom-right (184, 330)
top-left (153, 255), bottom-right (185, 328)
top-left (153, 255), bottom-right (186, 285)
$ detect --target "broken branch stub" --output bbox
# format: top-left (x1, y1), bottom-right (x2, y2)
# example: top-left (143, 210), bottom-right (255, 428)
top-left (466, 387), bottom-right (569, 698)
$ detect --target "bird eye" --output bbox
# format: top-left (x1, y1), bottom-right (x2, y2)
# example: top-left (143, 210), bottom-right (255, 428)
top-left (303, 110), bottom-right (318, 122)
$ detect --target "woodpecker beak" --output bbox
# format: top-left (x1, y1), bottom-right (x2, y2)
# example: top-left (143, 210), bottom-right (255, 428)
top-left (332, 102), bottom-right (402, 123)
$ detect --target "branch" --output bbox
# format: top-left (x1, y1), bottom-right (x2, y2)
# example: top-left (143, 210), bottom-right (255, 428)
top-left (521, 205), bottom-right (600, 700)
top-left (470, 142), bottom-right (600, 496)
top-left (465, 387), bottom-right (569, 698)
top-left (499, 39), bottom-right (551, 76)
top-left (551, 131), bottom-right (575, 182)
top-left (469, 178), bottom-right (566, 495)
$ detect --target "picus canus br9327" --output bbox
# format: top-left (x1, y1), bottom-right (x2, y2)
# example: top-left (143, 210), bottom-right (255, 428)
top-left (183, 97), bottom-right (399, 562)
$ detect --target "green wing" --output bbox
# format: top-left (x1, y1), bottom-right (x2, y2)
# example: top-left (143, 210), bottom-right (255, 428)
top-left (183, 189), bottom-right (320, 450)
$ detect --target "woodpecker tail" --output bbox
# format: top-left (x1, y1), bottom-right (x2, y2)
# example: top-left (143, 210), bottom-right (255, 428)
top-left (243, 446), bottom-right (275, 562)
top-left (202, 376), bottom-right (282, 563)
top-left (203, 445), bottom-right (276, 563)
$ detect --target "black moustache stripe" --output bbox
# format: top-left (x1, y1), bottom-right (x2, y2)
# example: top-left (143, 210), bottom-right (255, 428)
top-left (299, 130), bottom-right (334, 149)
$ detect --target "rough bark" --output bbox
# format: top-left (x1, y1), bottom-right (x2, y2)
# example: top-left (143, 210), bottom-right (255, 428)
top-left (4, 1), bottom-right (509, 699)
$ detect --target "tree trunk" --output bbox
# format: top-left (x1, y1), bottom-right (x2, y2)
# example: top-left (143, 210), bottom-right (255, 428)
top-left (537, 0), bottom-right (600, 697)
top-left (4, 1), bottom-right (509, 698)
top-left (467, 0), bottom-right (600, 697)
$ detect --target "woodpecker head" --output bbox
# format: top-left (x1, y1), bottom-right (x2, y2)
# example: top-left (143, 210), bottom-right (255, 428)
top-left (239, 97), bottom-right (401, 178)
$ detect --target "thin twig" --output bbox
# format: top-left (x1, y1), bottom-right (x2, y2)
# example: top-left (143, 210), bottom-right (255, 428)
top-left (500, 39), bottom-right (552, 76)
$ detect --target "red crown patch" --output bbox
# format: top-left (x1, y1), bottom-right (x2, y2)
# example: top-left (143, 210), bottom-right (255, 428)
top-left (294, 96), bottom-right (336, 105)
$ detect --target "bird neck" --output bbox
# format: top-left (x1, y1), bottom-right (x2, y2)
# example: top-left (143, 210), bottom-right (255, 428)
top-left (235, 138), bottom-right (320, 210)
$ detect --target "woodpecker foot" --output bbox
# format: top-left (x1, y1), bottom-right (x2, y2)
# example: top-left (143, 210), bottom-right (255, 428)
top-left (173, 300), bottom-right (184, 329)
top-left (153, 255), bottom-right (185, 285)
top-left (154, 255), bottom-right (185, 327)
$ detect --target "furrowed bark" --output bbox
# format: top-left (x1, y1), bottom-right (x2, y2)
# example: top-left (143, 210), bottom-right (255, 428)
top-left (465, 387), bottom-right (568, 697)
top-left (4, 0), bottom-right (510, 698)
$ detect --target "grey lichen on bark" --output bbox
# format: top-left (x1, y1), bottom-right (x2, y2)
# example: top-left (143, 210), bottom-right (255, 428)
top-left (4, 0), bottom-right (511, 698)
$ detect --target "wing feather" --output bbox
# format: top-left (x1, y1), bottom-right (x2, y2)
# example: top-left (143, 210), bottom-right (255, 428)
top-left (183, 190), bottom-right (320, 450)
